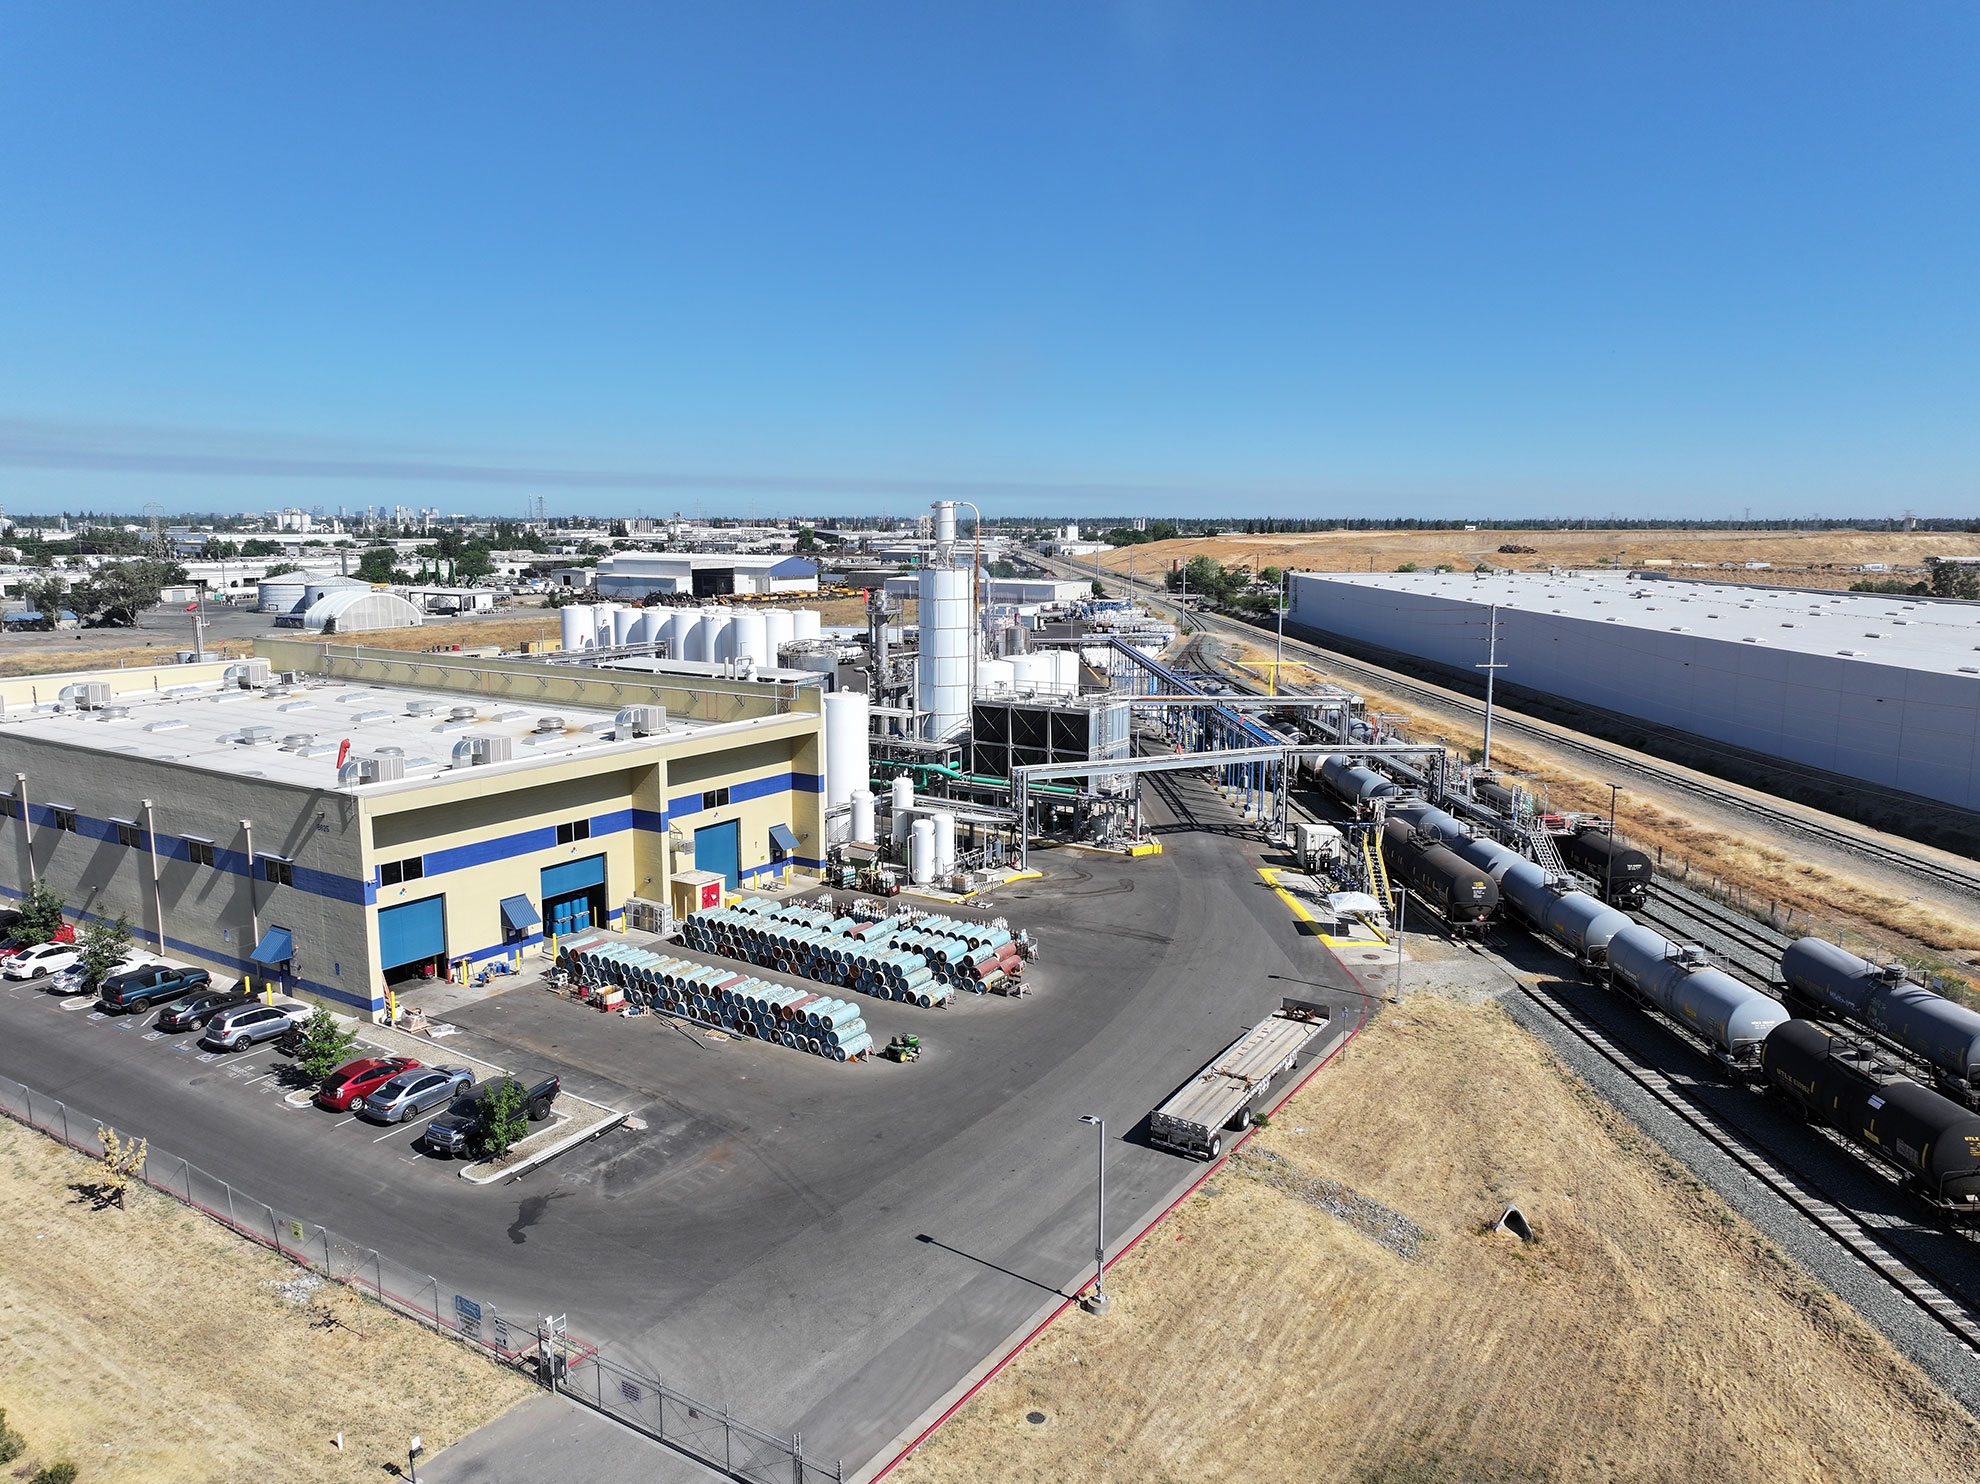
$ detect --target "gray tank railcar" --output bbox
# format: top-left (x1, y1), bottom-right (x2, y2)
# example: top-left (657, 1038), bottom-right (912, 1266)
top-left (1608, 924), bottom-right (1790, 1064)
top-left (1782, 937), bottom-right (1980, 1096)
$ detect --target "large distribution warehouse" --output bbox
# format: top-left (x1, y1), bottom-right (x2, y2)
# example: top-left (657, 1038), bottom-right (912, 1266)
top-left (1288, 570), bottom-right (1980, 811)
top-left (0, 639), bottom-right (826, 1016)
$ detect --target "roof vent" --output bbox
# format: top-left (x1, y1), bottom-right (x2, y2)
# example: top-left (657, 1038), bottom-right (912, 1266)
top-left (238, 726), bottom-right (276, 746)
top-left (352, 709), bottom-right (393, 724)
top-left (448, 705), bottom-right (478, 722)
top-left (1864, 632), bottom-right (1887, 639)
top-left (534, 715), bottom-right (566, 734)
top-left (405, 699), bottom-right (441, 717)
top-left (280, 733), bottom-right (314, 751)
top-left (1960, 666), bottom-right (1979, 675)
top-left (374, 745), bottom-right (404, 757)
top-left (99, 704), bottom-right (131, 721)
top-left (1838, 649), bottom-right (1865, 657)
top-left (143, 719), bottom-right (187, 733)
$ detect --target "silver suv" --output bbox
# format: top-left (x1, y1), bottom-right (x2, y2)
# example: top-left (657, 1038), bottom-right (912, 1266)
top-left (199, 1000), bottom-right (312, 1052)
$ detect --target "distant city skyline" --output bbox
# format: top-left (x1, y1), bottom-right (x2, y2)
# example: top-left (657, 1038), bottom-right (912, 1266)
top-left (2, 6), bottom-right (1974, 520)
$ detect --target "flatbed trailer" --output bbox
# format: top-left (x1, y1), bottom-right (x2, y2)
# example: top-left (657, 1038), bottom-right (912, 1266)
top-left (1150, 998), bottom-right (1333, 1160)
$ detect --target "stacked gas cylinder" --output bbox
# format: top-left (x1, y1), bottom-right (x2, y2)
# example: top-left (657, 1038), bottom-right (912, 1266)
top-left (680, 897), bottom-right (1025, 1003)
top-left (557, 938), bottom-right (872, 1061)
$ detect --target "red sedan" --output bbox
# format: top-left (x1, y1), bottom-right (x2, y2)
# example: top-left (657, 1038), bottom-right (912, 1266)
top-left (0, 923), bottom-right (76, 960)
top-left (316, 1056), bottom-right (423, 1112)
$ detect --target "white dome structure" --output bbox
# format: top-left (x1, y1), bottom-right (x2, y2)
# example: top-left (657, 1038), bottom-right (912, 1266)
top-left (299, 588), bottom-right (424, 634)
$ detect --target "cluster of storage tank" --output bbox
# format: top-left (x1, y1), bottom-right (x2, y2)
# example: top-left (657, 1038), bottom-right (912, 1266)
top-left (883, 776), bottom-right (963, 885)
top-left (975, 650), bottom-right (1081, 699)
top-left (556, 602), bottom-right (822, 664)
top-left (556, 937), bottom-right (872, 1061)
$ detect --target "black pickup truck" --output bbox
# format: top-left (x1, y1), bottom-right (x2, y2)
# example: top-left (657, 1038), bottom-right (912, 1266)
top-left (421, 1073), bottom-right (562, 1158)
top-left (99, 964), bottom-right (213, 1014)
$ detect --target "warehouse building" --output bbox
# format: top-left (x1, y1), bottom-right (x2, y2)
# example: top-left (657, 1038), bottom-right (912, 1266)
top-left (1289, 570), bottom-right (1980, 811)
top-left (582, 552), bottom-right (820, 600)
top-left (0, 640), bottom-right (825, 1017)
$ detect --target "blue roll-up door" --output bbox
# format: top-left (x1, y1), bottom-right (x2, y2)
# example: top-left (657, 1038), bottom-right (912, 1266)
top-left (694, 820), bottom-right (740, 890)
top-left (378, 895), bottom-right (446, 969)
top-left (541, 854), bottom-right (606, 899)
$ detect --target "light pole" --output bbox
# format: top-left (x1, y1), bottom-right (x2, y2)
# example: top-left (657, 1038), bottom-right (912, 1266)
top-left (1605, 784), bottom-right (1623, 904)
top-left (1274, 569), bottom-right (1287, 697)
top-left (408, 1436), bottom-right (423, 1483)
top-left (1390, 892), bottom-right (1406, 1005)
top-left (1076, 1114), bottom-right (1110, 1315)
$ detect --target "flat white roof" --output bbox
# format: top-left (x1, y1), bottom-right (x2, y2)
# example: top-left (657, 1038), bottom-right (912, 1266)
top-left (1292, 570), bottom-right (1980, 676)
top-left (0, 677), bottom-right (738, 789)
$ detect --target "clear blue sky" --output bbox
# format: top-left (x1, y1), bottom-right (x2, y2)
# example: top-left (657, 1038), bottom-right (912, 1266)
top-left (1, 3), bottom-right (1974, 520)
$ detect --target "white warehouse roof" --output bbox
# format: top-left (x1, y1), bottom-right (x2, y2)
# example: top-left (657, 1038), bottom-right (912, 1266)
top-left (1288, 570), bottom-right (1980, 810)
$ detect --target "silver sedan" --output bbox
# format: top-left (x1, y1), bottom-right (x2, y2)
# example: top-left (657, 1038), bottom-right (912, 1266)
top-left (352, 1066), bottom-right (474, 1124)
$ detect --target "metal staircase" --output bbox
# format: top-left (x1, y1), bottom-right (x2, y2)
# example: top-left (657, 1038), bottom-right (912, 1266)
top-left (1362, 833), bottom-right (1394, 914)
top-left (1523, 820), bottom-right (1568, 879)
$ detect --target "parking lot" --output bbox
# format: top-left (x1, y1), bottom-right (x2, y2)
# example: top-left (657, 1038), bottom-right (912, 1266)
top-left (0, 765), bottom-right (1370, 1479)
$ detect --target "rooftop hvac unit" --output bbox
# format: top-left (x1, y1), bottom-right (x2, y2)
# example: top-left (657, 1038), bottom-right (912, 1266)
top-left (74, 681), bottom-right (113, 709)
top-left (533, 715), bottom-right (566, 734)
top-left (450, 734), bottom-right (515, 766)
top-left (405, 698), bottom-right (442, 717)
top-left (614, 705), bottom-right (668, 738)
top-left (235, 659), bottom-right (272, 689)
top-left (339, 751), bottom-right (407, 784)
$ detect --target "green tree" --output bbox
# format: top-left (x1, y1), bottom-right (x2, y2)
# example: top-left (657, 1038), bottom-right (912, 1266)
top-left (1928, 562), bottom-right (1980, 600)
top-left (355, 548), bottom-right (402, 584)
top-left (478, 1077), bottom-right (531, 1160)
top-left (22, 575), bottom-right (67, 628)
top-left (294, 1007), bottom-right (360, 1081)
top-left (240, 538), bottom-right (283, 557)
top-left (77, 913), bottom-right (134, 987)
top-left (262, 562), bottom-right (302, 578)
top-left (1091, 578), bottom-right (1107, 598)
top-left (16, 880), bottom-right (66, 946)
top-left (987, 559), bottom-right (1017, 579)
top-left (795, 527), bottom-right (818, 552)
top-left (74, 558), bottom-right (186, 626)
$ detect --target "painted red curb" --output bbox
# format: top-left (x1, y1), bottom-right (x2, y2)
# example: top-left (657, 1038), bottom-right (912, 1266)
top-left (868, 995), bottom-right (1370, 1481)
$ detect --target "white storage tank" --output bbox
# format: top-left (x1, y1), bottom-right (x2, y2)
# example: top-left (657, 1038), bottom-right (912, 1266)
top-left (792, 608), bottom-right (822, 643)
top-left (890, 775), bottom-right (915, 846)
top-left (763, 607), bottom-right (796, 661)
top-left (668, 608), bottom-right (701, 662)
top-left (257, 575), bottom-right (310, 615)
top-left (850, 787), bottom-right (876, 845)
top-left (823, 690), bottom-right (871, 808)
top-left (976, 657), bottom-right (1015, 696)
top-left (918, 567), bottom-right (970, 739)
top-left (932, 811), bottom-right (957, 874)
top-left (612, 606), bottom-right (639, 647)
top-left (732, 610), bottom-right (769, 666)
top-left (1051, 650), bottom-right (1080, 696)
top-left (704, 609), bottom-right (735, 663)
top-left (559, 604), bottom-right (594, 651)
top-left (910, 818), bottom-right (937, 884)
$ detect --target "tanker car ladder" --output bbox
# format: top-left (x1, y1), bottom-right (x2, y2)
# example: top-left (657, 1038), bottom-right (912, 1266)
top-left (1361, 834), bottom-right (1395, 919)
top-left (1523, 819), bottom-right (1569, 879)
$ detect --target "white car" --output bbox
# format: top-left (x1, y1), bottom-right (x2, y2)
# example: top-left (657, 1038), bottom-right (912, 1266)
top-left (6, 943), bottom-right (82, 981)
top-left (49, 953), bottom-right (148, 996)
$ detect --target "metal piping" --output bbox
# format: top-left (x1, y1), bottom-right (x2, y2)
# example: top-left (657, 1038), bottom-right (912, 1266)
top-left (141, 799), bottom-right (165, 953)
top-left (14, 772), bottom-right (34, 883)
top-left (241, 819), bottom-right (259, 948)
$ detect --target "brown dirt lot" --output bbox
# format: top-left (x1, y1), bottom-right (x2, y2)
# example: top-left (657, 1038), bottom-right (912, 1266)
top-left (0, 1119), bottom-right (530, 1483)
top-left (1098, 528), bottom-right (1980, 591)
top-left (892, 994), bottom-right (1980, 1484)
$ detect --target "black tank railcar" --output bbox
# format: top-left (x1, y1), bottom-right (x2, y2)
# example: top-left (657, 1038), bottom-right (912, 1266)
top-left (1380, 819), bottom-right (1499, 930)
top-left (1557, 827), bottom-right (1653, 908)
top-left (1761, 1019), bottom-right (1980, 1212)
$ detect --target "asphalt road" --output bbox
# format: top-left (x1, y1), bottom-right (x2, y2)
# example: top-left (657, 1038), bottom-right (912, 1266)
top-left (0, 764), bottom-right (1365, 1479)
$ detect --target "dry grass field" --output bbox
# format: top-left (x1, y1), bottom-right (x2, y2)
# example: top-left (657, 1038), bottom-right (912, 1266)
top-left (1095, 527), bottom-right (1980, 589)
top-left (0, 1119), bottom-right (530, 1483)
top-left (892, 994), bottom-right (1980, 1484)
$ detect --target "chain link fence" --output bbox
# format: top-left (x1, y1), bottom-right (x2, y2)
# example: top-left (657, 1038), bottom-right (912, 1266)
top-left (0, 1075), bottom-right (842, 1484)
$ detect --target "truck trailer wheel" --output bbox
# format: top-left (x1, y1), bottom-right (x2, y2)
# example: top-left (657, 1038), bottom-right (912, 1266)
top-left (1229, 1107), bottom-right (1252, 1131)
top-left (1204, 1134), bottom-right (1222, 1161)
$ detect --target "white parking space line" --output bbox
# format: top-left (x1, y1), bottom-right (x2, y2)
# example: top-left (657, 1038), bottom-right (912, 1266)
top-left (333, 1116), bottom-right (357, 1127)
top-left (372, 1126), bottom-right (406, 1142)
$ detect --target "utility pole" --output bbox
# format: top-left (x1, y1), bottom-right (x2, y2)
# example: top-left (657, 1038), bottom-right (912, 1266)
top-left (1390, 892), bottom-right (1406, 1005)
top-left (1475, 605), bottom-right (1505, 770)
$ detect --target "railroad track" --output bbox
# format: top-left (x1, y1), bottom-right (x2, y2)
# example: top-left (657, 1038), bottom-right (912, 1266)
top-left (1513, 974), bottom-right (1980, 1354)
top-left (1063, 556), bottom-right (1980, 900)
top-left (1635, 881), bottom-right (1795, 992)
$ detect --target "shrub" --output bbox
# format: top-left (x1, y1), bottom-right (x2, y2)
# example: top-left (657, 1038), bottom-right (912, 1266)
top-left (0, 1406), bottom-right (25, 1464)
top-left (1395, 562), bottom-right (1418, 573)
top-left (33, 1461), bottom-right (79, 1484)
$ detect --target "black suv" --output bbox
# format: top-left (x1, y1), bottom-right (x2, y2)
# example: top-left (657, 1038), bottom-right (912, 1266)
top-left (155, 988), bottom-right (254, 1032)
top-left (99, 964), bottom-right (212, 1015)
top-left (422, 1074), bottom-right (561, 1158)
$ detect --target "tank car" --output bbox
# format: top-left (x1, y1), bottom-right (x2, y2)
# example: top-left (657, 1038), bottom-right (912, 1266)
top-left (1761, 1019), bottom-right (1980, 1212)
top-left (1557, 828), bottom-right (1653, 909)
top-left (1607, 924), bottom-right (1789, 1065)
top-left (1782, 937), bottom-right (1980, 1098)
top-left (1319, 756), bottom-right (1400, 812)
top-left (1380, 819), bottom-right (1498, 929)
top-left (1387, 799), bottom-right (1468, 845)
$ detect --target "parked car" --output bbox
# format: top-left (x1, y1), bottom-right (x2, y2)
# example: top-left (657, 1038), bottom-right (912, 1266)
top-left (98, 963), bottom-right (212, 1014)
top-left (422, 1073), bottom-right (562, 1157)
top-left (50, 953), bottom-right (151, 996)
top-left (198, 1000), bottom-right (313, 1052)
top-left (5, 943), bottom-right (81, 981)
top-left (353, 1066), bottom-right (475, 1124)
top-left (316, 1057), bottom-right (423, 1113)
top-left (155, 989), bottom-right (254, 1032)
top-left (0, 923), bottom-right (76, 960)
